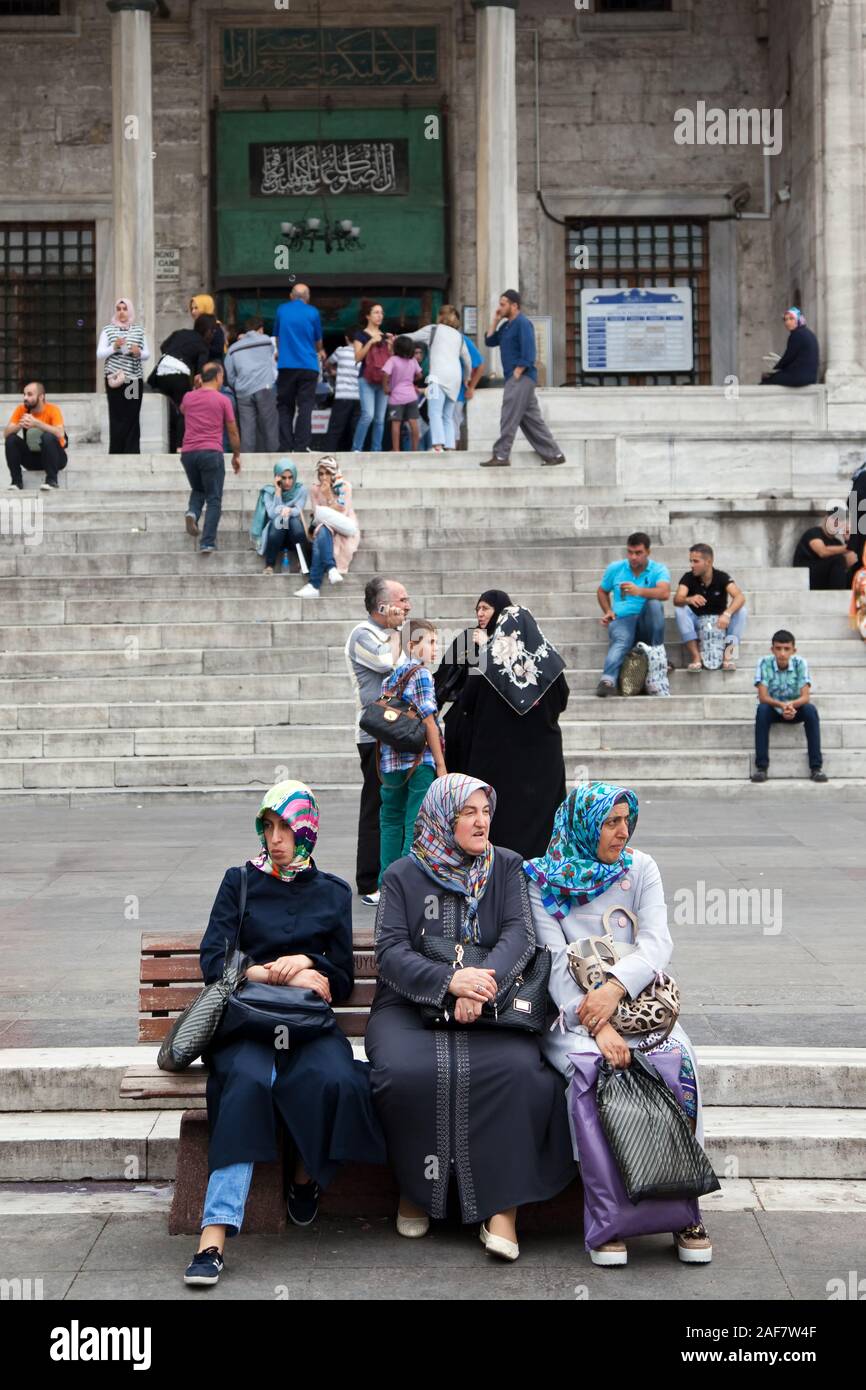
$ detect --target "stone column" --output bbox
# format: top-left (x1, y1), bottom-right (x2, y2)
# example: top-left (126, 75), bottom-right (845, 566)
top-left (473, 1), bottom-right (520, 376)
top-left (107, 0), bottom-right (157, 346)
top-left (818, 0), bottom-right (866, 388)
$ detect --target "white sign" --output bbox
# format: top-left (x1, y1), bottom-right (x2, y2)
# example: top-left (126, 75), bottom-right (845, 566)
top-left (462, 305), bottom-right (478, 337)
top-left (581, 287), bottom-right (693, 373)
top-left (527, 315), bottom-right (553, 387)
top-left (155, 248), bottom-right (180, 282)
top-left (311, 408), bottom-right (331, 435)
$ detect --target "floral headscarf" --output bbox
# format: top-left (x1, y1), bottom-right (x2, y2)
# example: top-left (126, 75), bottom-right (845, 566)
top-left (479, 605), bottom-right (566, 715)
top-left (785, 306), bottom-right (806, 327)
top-left (252, 779), bottom-right (319, 882)
top-left (410, 774), bottom-right (496, 942)
top-left (524, 782), bottom-right (639, 922)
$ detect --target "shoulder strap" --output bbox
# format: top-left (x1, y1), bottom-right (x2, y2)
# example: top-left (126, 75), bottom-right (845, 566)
top-left (390, 660), bottom-right (422, 698)
top-left (233, 864), bottom-right (248, 952)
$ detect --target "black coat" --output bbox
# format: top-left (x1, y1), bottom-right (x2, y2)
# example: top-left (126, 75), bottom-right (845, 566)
top-left (199, 862), bottom-right (385, 1177)
top-left (365, 850), bottom-right (574, 1222)
top-left (765, 325), bottom-right (820, 387)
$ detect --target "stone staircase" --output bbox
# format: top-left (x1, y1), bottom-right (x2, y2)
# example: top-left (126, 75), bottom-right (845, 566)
top-left (1, 447), bottom-right (865, 799)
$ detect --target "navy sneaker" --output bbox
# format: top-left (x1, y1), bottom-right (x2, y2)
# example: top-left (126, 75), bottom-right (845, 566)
top-left (183, 1245), bottom-right (224, 1286)
top-left (287, 1179), bottom-right (320, 1227)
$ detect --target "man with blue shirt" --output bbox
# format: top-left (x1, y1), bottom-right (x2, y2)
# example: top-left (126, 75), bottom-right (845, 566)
top-left (273, 283), bottom-right (324, 452)
top-left (596, 532), bottom-right (671, 696)
top-left (480, 289), bottom-right (566, 467)
top-left (453, 333), bottom-right (485, 442)
top-left (750, 629), bottom-right (828, 783)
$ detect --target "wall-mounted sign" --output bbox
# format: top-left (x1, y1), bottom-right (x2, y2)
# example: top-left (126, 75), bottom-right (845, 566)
top-left (222, 27), bottom-right (438, 90)
top-left (527, 314), bottom-right (553, 387)
top-left (250, 140), bottom-right (409, 198)
top-left (155, 248), bottom-right (180, 282)
top-left (581, 287), bottom-right (693, 373)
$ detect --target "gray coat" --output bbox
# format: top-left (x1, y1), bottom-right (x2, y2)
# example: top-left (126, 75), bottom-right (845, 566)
top-left (527, 849), bottom-right (703, 1144)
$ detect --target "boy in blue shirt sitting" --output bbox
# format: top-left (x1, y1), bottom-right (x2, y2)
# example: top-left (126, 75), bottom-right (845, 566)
top-left (751, 629), bottom-right (828, 782)
top-left (595, 532), bottom-right (671, 696)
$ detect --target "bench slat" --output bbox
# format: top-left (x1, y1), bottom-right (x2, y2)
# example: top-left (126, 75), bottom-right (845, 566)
top-left (120, 1066), bottom-right (208, 1101)
top-left (140, 980), bottom-right (376, 1012)
top-left (141, 929), bottom-right (375, 954)
top-left (139, 1011), bottom-right (370, 1043)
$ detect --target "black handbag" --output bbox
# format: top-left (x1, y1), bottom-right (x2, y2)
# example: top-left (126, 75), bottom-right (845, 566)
top-left (358, 661), bottom-right (427, 753)
top-left (596, 1051), bottom-right (721, 1203)
top-left (419, 934), bottom-right (551, 1034)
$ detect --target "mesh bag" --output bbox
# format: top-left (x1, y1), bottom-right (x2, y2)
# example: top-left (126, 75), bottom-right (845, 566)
top-left (697, 614), bottom-right (727, 670)
top-left (597, 1051), bottom-right (721, 1203)
top-left (636, 641), bottom-right (670, 696)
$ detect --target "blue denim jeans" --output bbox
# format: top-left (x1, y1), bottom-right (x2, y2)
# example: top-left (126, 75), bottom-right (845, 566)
top-left (201, 1062), bottom-right (277, 1236)
top-left (601, 600), bottom-right (666, 684)
top-left (427, 388), bottom-right (456, 448)
top-left (754, 702), bottom-right (823, 770)
top-left (263, 515), bottom-right (307, 567)
top-left (309, 523), bottom-right (335, 589)
top-left (352, 378), bottom-right (387, 451)
top-left (181, 450), bottom-right (225, 549)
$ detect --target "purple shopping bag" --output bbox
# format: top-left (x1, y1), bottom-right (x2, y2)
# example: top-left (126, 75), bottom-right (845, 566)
top-left (568, 1049), bottom-right (701, 1251)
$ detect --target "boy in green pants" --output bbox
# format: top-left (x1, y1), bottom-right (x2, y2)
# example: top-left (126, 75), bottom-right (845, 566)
top-left (378, 619), bottom-right (447, 880)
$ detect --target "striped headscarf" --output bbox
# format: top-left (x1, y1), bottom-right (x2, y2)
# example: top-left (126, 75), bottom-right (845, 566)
top-left (252, 779), bottom-right (319, 882)
top-left (410, 774), bottom-right (496, 943)
top-left (524, 782), bottom-right (639, 922)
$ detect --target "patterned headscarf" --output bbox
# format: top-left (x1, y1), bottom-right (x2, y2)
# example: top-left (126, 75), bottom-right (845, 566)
top-left (111, 297), bottom-right (135, 328)
top-left (315, 454), bottom-right (346, 506)
top-left (479, 604), bottom-right (566, 715)
top-left (410, 774), bottom-right (497, 942)
top-left (524, 782), bottom-right (639, 922)
top-left (252, 779), bottom-right (320, 882)
top-left (273, 459), bottom-right (304, 506)
top-left (785, 306), bottom-right (806, 326)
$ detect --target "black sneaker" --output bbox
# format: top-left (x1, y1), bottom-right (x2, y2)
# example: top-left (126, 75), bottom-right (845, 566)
top-left (542, 453), bottom-right (566, 466)
top-left (183, 1245), bottom-right (224, 1286)
top-left (361, 890), bottom-right (380, 907)
top-left (811, 768), bottom-right (829, 783)
top-left (287, 1179), bottom-right (320, 1227)
top-left (596, 680), bottom-right (616, 698)
top-left (750, 768), bottom-right (768, 783)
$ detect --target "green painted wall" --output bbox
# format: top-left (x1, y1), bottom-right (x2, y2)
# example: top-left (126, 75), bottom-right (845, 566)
top-left (215, 110), bottom-right (446, 281)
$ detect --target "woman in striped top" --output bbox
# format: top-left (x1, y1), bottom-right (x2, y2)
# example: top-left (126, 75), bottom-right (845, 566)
top-left (96, 296), bottom-right (150, 454)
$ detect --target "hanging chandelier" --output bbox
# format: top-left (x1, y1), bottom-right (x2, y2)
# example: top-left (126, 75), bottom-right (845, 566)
top-left (280, 215), bottom-right (363, 255)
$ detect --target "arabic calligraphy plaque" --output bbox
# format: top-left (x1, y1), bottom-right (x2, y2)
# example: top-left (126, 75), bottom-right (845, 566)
top-left (250, 140), bottom-right (409, 198)
top-left (222, 26), bottom-right (438, 89)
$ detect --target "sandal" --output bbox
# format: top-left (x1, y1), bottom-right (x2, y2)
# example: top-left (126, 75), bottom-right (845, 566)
top-left (687, 661), bottom-right (702, 672)
top-left (723, 645), bottom-right (737, 671)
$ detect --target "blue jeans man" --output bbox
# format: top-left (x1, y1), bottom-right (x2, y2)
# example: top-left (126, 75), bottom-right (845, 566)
top-left (181, 449), bottom-right (224, 552)
top-left (754, 703), bottom-right (823, 775)
top-left (599, 599), bottom-right (666, 688)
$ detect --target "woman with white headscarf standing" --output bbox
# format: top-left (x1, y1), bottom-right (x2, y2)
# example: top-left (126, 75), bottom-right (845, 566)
top-left (96, 296), bottom-right (150, 453)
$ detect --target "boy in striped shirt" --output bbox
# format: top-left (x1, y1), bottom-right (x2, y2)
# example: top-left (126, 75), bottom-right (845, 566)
top-left (324, 335), bottom-right (361, 451)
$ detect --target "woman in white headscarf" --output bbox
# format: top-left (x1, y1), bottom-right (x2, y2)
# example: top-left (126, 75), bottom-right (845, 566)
top-left (96, 296), bottom-right (150, 453)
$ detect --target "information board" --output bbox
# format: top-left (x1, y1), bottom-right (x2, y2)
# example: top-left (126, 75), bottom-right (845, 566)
top-left (581, 287), bottom-right (693, 374)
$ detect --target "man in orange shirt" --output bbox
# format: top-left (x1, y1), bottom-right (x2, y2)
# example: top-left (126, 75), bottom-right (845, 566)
top-left (4, 381), bottom-right (68, 490)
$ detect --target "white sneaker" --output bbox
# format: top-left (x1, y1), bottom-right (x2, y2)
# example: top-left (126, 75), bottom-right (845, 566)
top-left (7, 482), bottom-right (22, 490)
top-left (327, 567), bottom-right (343, 585)
top-left (294, 583), bottom-right (318, 598)
top-left (39, 482), bottom-right (52, 492)
top-left (361, 891), bottom-right (380, 907)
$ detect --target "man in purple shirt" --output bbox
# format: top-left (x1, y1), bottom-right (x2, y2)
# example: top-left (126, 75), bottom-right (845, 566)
top-left (481, 288), bottom-right (566, 468)
top-left (180, 362), bottom-right (241, 554)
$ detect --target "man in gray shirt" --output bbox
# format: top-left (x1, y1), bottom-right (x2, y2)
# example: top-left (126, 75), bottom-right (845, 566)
top-left (224, 316), bottom-right (278, 452)
top-left (345, 576), bottom-right (411, 904)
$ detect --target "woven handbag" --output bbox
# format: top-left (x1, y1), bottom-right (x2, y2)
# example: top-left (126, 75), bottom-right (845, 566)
top-left (596, 1051), bottom-right (720, 1202)
top-left (618, 645), bottom-right (649, 697)
top-left (419, 935), bottom-right (551, 1033)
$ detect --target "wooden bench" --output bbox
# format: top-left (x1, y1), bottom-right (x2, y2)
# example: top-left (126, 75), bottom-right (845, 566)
top-left (122, 930), bottom-right (580, 1235)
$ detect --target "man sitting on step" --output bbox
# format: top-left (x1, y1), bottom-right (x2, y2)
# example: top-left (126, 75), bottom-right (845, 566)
top-left (4, 381), bottom-right (68, 490)
top-left (595, 532), bottom-right (671, 697)
top-left (673, 543), bottom-right (748, 672)
top-left (751, 629), bottom-right (828, 783)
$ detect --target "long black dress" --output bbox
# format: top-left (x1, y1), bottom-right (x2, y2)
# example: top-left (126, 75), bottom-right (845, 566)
top-left (459, 669), bottom-right (569, 860)
top-left (365, 850), bottom-right (574, 1223)
top-left (199, 863), bottom-right (385, 1177)
top-left (761, 324), bottom-right (820, 386)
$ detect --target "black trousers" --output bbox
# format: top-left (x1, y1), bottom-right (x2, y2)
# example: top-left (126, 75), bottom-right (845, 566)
top-left (5, 432), bottom-right (67, 485)
top-left (277, 368), bottom-right (318, 451)
top-left (106, 380), bottom-right (143, 454)
top-left (324, 398), bottom-right (360, 452)
top-left (356, 742), bottom-right (382, 895)
top-left (156, 374), bottom-right (192, 452)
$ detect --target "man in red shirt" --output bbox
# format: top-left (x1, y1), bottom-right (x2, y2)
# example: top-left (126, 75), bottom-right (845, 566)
top-left (180, 362), bottom-right (241, 554)
top-left (4, 381), bottom-right (68, 490)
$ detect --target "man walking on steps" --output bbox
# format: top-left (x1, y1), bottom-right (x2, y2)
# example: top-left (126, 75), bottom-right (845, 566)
top-left (480, 290), bottom-right (566, 468)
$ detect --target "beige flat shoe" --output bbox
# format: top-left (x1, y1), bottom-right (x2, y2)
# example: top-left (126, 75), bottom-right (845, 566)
top-left (396, 1212), bottom-right (430, 1239)
top-left (590, 1239), bottom-right (627, 1267)
top-left (480, 1222), bottom-right (519, 1262)
top-left (674, 1223), bottom-right (713, 1264)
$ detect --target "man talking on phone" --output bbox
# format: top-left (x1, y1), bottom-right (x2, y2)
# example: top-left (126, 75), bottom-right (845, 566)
top-left (345, 577), bottom-right (411, 905)
top-left (480, 289), bottom-right (566, 468)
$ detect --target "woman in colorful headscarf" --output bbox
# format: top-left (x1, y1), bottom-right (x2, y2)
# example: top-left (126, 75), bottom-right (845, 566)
top-left (256, 460), bottom-right (310, 574)
top-left (525, 782), bottom-right (711, 1268)
top-left (365, 773), bottom-right (574, 1262)
top-left (295, 454), bottom-right (360, 597)
top-left (760, 306), bottom-right (819, 387)
top-left (439, 599), bottom-right (568, 858)
top-left (184, 779), bottom-right (385, 1289)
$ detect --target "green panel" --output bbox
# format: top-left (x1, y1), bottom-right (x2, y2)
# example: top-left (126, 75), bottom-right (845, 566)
top-left (216, 110), bottom-right (445, 281)
top-left (221, 26), bottom-right (438, 89)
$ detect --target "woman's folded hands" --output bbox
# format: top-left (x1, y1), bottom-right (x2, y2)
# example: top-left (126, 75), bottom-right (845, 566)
top-left (245, 956), bottom-right (332, 1003)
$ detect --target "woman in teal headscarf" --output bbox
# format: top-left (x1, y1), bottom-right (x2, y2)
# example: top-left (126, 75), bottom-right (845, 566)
top-left (255, 460), bottom-right (310, 574)
top-left (525, 782), bottom-right (711, 1267)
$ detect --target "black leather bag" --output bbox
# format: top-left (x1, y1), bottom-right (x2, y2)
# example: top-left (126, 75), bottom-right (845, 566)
top-left (358, 662), bottom-right (427, 753)
top-left (596, 1050), bottom-right (721, 1203)
top-left (219, 978), bottom-right (335, 1046)
top-left (418, 935), bottom-right (551, 1034)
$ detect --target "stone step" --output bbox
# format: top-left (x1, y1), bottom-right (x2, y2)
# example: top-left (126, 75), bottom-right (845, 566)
top-left (2, 1105), bottom-right (863, 1181)
top-left (2, 746), bottom-right (864, 791)
top-left (2, 1046), bottom-right (863, 1113)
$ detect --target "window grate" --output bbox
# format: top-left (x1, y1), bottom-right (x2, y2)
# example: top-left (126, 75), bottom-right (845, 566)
top-left (0, 2), bottom-right (62, 14)
top-left (565, 218), bottom-right (710, 386)
top-left (597, 1), bottom-right (672, 11)
top-left (0, 222), bottom-right (96, 392)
